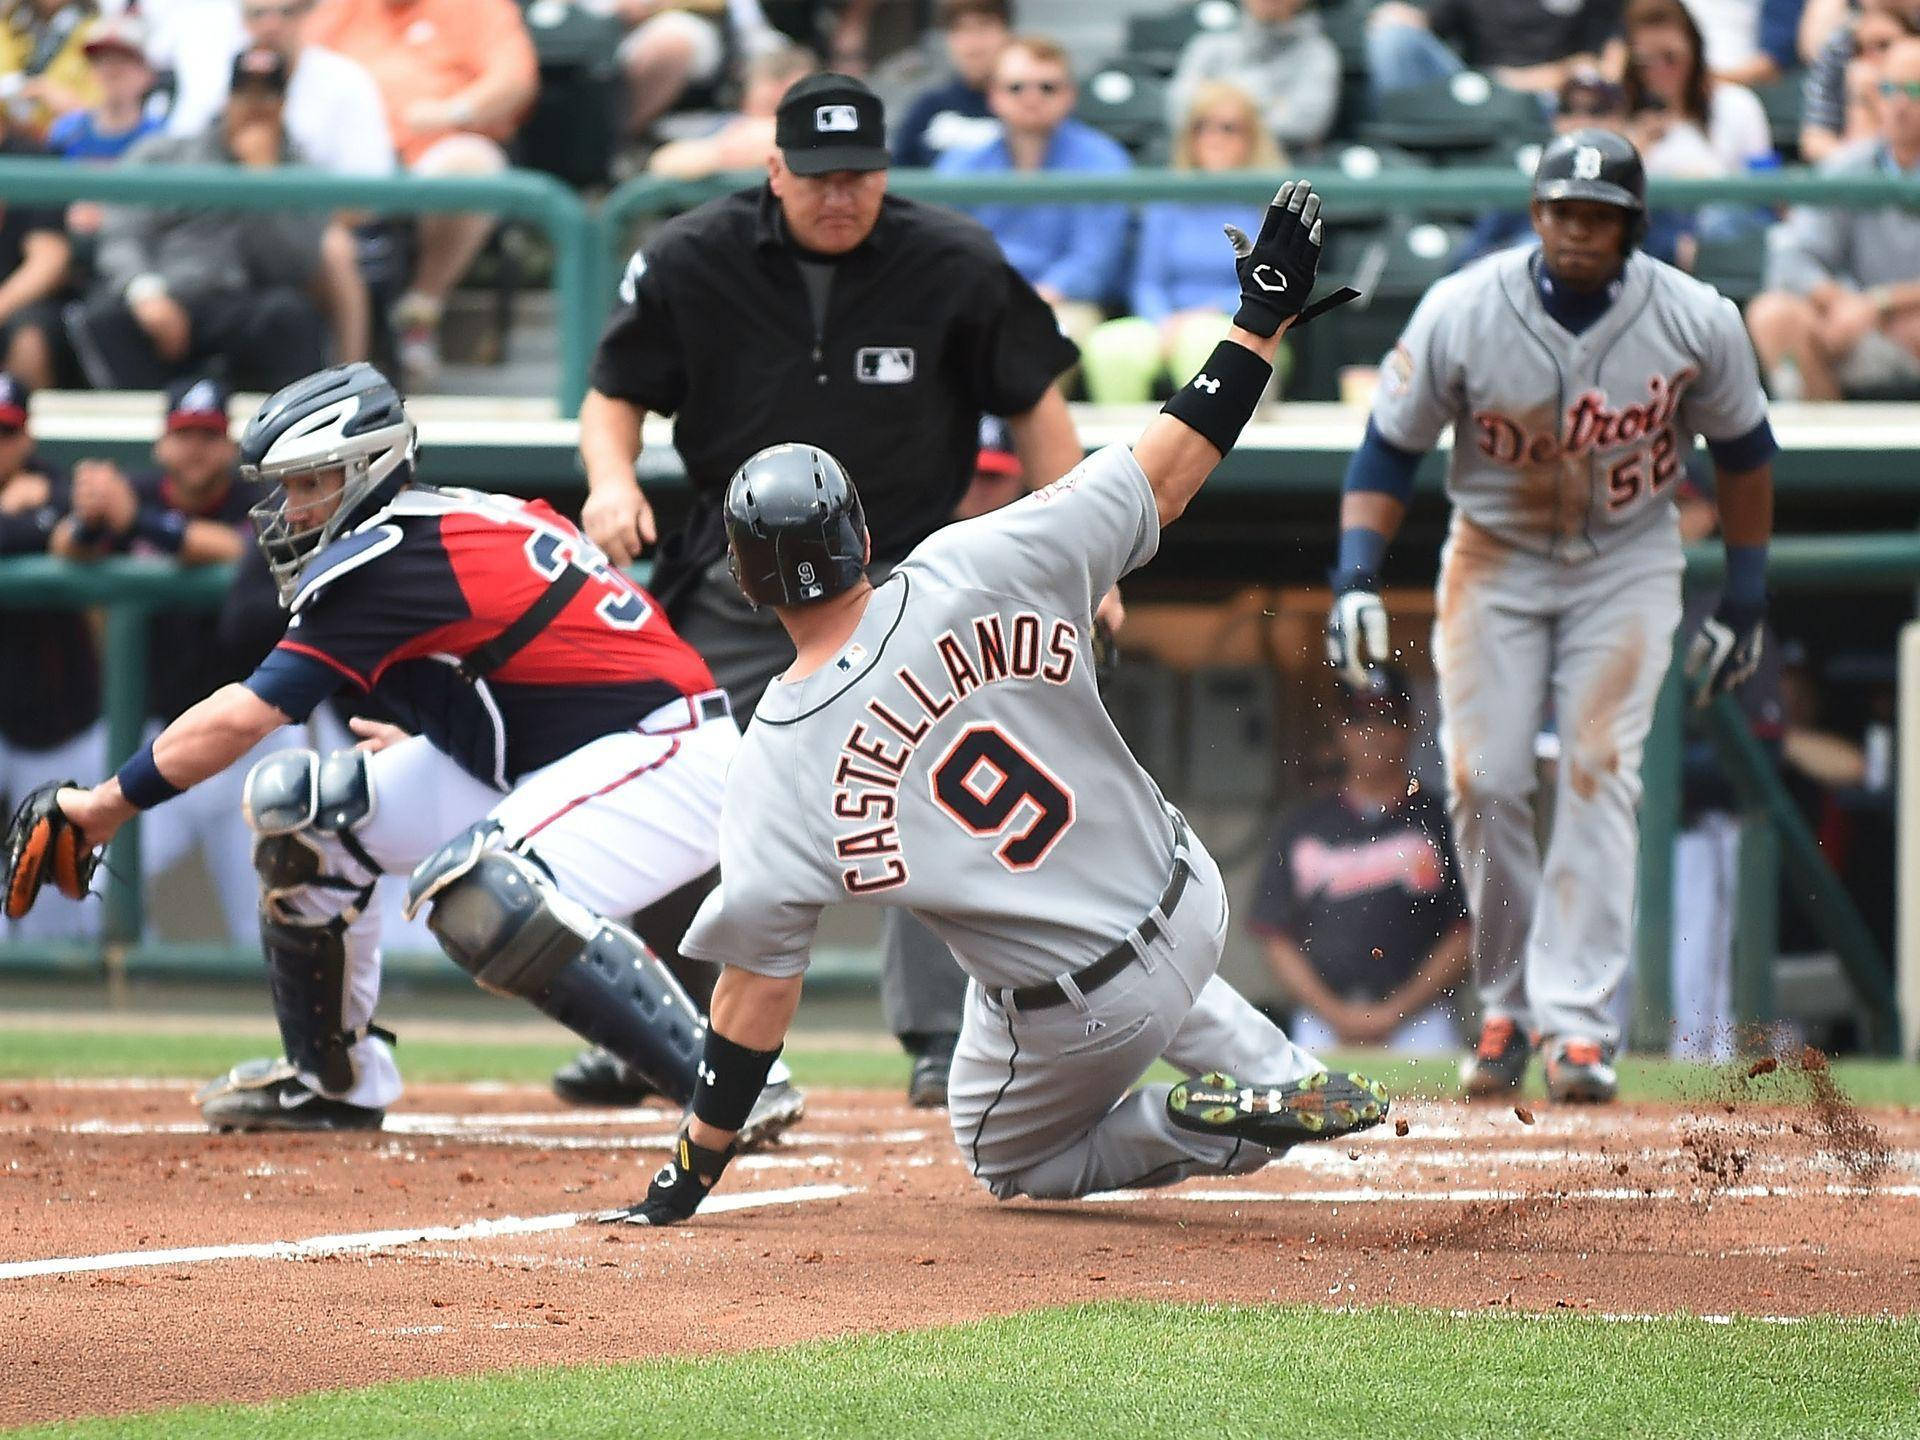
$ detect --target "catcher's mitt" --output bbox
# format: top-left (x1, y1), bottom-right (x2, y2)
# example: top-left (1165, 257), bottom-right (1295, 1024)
top-left (4, 781), bottom-right (99, 920)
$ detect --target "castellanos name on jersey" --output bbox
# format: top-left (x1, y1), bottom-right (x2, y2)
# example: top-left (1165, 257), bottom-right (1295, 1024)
top-left (681, 447), bottom-right (1199, 992)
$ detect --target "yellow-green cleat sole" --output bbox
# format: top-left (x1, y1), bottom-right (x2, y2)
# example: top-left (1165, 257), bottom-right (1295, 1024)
top-left (1167, 1069), bottom-right (1390, 1145)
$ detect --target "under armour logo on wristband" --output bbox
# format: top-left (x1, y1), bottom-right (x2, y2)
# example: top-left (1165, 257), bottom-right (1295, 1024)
top-left (1251, 264), bottom-right (1288, 293)
top-left (697, 1061), bottom-right (716, 1087)
top-left (1193, 374), bottom-right (1221, 393)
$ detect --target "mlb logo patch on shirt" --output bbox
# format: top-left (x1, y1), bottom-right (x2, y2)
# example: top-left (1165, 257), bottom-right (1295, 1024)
top-left (856, 347), bottom-right (915, 384)
top-left (816, 104), bottom-right (860, 133)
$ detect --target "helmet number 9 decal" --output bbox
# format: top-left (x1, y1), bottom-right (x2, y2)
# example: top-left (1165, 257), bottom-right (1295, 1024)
top-left (525, 529), bottom-right (653, 630)
top-left (930, 723), bottom-right (1074, 871)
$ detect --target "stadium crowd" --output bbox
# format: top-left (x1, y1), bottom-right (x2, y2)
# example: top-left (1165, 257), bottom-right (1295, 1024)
top-left (0, 0), bottom-right (1907, 1056)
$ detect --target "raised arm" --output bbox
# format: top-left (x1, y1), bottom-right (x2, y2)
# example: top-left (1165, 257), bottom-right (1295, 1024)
top-left (1131, 181), bottom-right (1340, 526)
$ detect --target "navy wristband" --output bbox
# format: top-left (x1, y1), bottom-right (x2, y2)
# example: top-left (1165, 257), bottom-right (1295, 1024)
top-left (1333, 526), bottom-right (1389, 593)
top-left (115, 741), bottom-right (184, 811)
top-left (1161, 340), bottom-right (1272, 456)
top-left (1723, 543), bottom-right (1768, 609)
top-left (132, 503), bottom-right (188, 555)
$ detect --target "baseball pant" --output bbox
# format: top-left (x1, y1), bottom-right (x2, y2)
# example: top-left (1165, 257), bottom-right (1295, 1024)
top-left (141, 722), bottom-right (305, 943)
top-left (677, 561), bottom-right (968, 1040)
top-left (1670, 809), bottom-right (1741, 1061)
top-left (947, 840), bottom-right (1323, 1200)
top-left (0, 723), bottom-right (106, 943)
top-left (274, 710), bottom-right (737, 1109)
top-left (1433, 518), bottom-right (1683, 1050)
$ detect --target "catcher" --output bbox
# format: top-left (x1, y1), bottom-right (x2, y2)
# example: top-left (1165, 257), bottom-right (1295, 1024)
top-left (4, 362), bottom-right (802, 1145)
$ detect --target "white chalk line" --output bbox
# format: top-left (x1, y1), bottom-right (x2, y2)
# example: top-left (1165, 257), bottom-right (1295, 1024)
top-left (0, 1183), bottom-right (859, 1282)
top-left (1085, 1183), bottom-right (1920, 1206)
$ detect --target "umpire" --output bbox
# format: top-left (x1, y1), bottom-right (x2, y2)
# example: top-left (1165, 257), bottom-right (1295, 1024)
top-left (565, 72), bottom-right (1086, 1107)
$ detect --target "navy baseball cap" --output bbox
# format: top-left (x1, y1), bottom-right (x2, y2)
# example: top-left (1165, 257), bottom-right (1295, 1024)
top-left (776, 73), bottom-right (890, 175)
top-left (165, 375), bottom-right (232, 434)
top-left (0, 372), bottom-right (30, 429)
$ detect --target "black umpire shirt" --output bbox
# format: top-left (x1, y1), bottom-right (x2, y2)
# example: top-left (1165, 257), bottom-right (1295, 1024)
top-left (589, 184), bottom-right (1078, 595)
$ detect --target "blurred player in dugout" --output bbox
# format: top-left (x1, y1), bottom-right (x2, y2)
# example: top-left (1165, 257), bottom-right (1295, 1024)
top-left (567, 72), bottom-right (1098, 1110)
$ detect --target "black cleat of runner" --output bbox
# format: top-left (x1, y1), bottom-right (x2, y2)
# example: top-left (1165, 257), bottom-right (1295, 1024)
top-left (1166, 1069), bottom-right (1389, 1146)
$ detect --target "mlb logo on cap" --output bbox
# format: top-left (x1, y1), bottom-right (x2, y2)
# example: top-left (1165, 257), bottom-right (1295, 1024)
top-left (776, 73), bottom-right (890, 175)
top-left (165, 375), bottom-right (232, 434)
top-left (815, 104), bottom-right (859, 133)
top-left (0, 372), bottom-right (30, 429)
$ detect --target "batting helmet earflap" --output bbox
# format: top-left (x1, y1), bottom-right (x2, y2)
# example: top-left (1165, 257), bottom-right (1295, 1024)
top-left (724, 443), bottom-right (869, 608)
top-left (1531, 128), bottom-right (1648, 249)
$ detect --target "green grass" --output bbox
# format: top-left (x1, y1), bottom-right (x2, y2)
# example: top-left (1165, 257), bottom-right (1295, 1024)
top-left (2, 1023), bottom-right (1914, 1107)
top-left (12, 1303), bottom-right (1920, 1439)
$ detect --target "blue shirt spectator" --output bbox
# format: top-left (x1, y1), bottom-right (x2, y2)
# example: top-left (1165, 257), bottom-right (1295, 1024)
top-left (892, 0), bottom-right (1008, 167)
top-left (48, 107), bottom-right (161, 161)
top-left (1130, 201), bottom-right (1247, 320)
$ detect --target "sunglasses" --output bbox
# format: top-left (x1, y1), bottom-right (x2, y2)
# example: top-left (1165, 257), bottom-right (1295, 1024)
top-left (243, 2), bottom-right (305, 19)
top-left (1636, 47), bottom-right (1688, 66)
top-left (1191, 117), bottom-right (1250, 135)
top-left (999, 79), bottom-right (1064, 96)
top-left (1879, 79), bottom-right (1920, 98)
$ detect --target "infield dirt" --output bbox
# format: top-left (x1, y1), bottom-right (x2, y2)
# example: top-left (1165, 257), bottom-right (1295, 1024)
top-left (3, 1072), bottom-right (1917, 1428)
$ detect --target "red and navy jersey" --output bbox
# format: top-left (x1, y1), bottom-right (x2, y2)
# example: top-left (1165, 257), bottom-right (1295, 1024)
top-left (248, 486), bottom-right (713, 786)
top-left (127, 468), bottom-right (256, 723)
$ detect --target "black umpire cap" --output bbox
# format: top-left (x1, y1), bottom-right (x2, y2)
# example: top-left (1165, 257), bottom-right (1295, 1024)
top-left (776, 73), bottom-right (891, 175)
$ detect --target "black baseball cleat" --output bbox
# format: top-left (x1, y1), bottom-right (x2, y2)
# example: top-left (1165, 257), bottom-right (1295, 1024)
top-left (737, 1078), bottom-right (807, 1150)
top-left (907, 1033), bottom-right (958, 1110)
top-left (195, 1057), bottom-right (385, 1132)
top-left (1167, 1069), bottom-right (1389, 1146)
top-left (551, 1047), bottom-right (657, 1107)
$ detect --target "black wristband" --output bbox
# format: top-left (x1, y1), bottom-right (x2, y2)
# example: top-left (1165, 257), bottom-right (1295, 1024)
top-left (691, 1029), bottom-right (782, 1134)
top-left (1161, 340), bottom-right (1272, 457)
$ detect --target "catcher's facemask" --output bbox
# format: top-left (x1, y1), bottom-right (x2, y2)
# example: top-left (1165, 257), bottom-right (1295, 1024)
top-left (246, 461), bottom-right (357, 604)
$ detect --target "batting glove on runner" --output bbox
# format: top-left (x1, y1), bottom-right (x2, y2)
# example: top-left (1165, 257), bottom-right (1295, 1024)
top-left (4, 781), bottom-right (99, 921)
top-left (1223, 180), bottom-right (1360, 337)
top-left (1685, 602), bottom-right (1764, 708)
top-left (1326, 588), bottom-right (1390, 691)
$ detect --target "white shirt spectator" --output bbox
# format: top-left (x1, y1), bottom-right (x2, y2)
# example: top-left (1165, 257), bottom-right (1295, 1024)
top-left (1704, 80), bottom-right (1773, 171)
top-left (158, 29), bottom-right (395, 177)
top-left (1681, 0), bottom-right (1764, 76)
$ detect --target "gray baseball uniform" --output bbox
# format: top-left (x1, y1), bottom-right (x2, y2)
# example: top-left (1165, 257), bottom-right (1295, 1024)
top-left (683, 445), bottom-right (1320, 1199)
top-left (1371, 246), bottom-right (1770, 1047)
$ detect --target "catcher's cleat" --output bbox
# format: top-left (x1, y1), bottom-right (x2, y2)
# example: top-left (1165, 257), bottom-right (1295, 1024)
top-left (737, 1078), bottom-right (807, 1151)
top-left (552, 1047), bottom-right (657, 1107)
top-left (1542, 1036), bottom-right (1619, 1104)
top-left (1167, 1069), bottom-right (1389, 1147)
top-left (195, 1057), bottom-right (385, 1132)
top-left (1460, 1015), bottom-right (1533, 1098)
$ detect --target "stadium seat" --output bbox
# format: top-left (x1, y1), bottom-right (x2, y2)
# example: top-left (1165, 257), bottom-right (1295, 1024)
top-left (1290, 215), bottom-right (1469, 398)
top-left (1362, 72), bottom-right (1549, 158)
top-left (1124, 0), bottom-right (1241, 77)
top-left (1077, 60), bottom-right (1172, 162)
top-left (1690, 234), bottom-right (1767, 304)
top-left (1317, 141), bottom-right (1434, 224)
top-left (1751, 74), bottom-right (1806, 157)
top-left (515, 0), bottom-right (623, 188)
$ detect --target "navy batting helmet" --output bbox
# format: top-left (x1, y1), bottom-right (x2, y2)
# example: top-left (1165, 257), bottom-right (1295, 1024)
top-left (723, 442), bottom-right (869, 607)
top-left (1532, 128), bottom-right (1648, 249)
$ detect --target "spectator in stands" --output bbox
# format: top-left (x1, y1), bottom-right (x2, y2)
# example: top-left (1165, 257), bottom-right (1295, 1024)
top-left (63, 48), bottom-right (331, 391)
top-left (1366, 0), bottom-right (1622, 101)
top-left (1166, 0), bottom-right (1340, 154)
top-left (1248, 668), bottom-right (1470, 1054)
top-left (1748, 36), bottom-right (1920, 397)
top-left (0, 0), bottom-right (100, 140)
top-left (46, 376), bottom-right (295, 941)
top-left (1802, 0), bottom-right (1920, 159)
top-left (1082, 81), bottom-right (1289, 404)
top-left (893, 0), bottom-right (1007, 168)
top-left (612, 1), bottom-right (738, 141)
top-left (1681, 0), bottom-right (1800, 83)
top-left (1624, 0), bottom-right (1775, 173)
top-left (305, 0), bottom-right (539, 388)
top-left (0, 98), bottom-right (73, 388)
top-left (936, 34), bottom-right (1130, 343)
top-left (646, 41), bottom-right (816, 179)
top-left (46, 15), bottom-right (157, 161)
top-left (1453, 71), bottom-right (1698, 267)
top-left (0, 371), bottom-right (100, 943)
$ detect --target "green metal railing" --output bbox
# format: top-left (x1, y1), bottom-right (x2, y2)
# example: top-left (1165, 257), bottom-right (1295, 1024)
top-left (1632, 536), bottom-right (1914, 1056)
top-left (0, 157), bottom-right (596, 414)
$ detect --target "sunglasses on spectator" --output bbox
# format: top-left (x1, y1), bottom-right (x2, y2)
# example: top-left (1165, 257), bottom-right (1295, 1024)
top-left (1635, 47), bottom-right (1688, 67)
top-left (243, 2), bottom-right (305, 19)
top-left (999, 79), bottom-right (1064, 96)
top-left (1879, 79), bottom-right (1920, 98)
top-left (1191, 117), bottom-right (1250, 135)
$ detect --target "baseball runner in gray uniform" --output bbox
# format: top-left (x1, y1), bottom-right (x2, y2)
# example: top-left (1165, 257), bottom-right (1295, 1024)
top-left (1327, 130), bottom-right (1777, 1103)
top-left (599, 181), bottom-right (1386, 1225)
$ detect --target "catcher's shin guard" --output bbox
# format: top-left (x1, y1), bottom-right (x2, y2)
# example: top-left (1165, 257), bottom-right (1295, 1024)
top-left (261, 913), bottom-right (362, 1095)
top-left (408, 823), bottom-right (704, 1102)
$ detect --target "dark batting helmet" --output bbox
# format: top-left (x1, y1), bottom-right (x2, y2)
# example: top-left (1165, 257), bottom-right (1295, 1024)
top-left (1531, 128), bottom-right (1648, 249)
top-left (723, 442), bottom-right (869, 607)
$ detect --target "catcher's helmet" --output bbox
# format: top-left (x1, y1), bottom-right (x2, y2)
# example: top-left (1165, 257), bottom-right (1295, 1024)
top-left (723, 442), bottom-right (868, 608)
top-left (240, 363), bottom-right (417, 604)
top-left (1531, 128), bottom-right (1648, 248)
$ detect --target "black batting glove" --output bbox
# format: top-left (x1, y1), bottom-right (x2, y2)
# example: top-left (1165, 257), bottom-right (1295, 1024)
top-left (597, 1127), bottom-right (735, 1226)
top-left (1223, 180), bottom-right (1326, 337)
